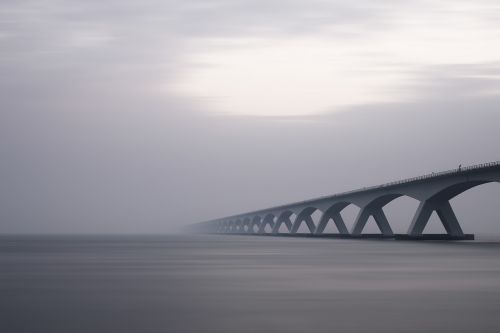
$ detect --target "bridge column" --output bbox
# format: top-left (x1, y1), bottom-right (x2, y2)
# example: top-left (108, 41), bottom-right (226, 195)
top-left (250, 217), bottom-right (261, 234)
top-left (248, 222), bottom-right (257, 234)
top-left (315, 210), bottom-right (349, 235)
top-left (291, 215), bottom-right (316, 234)
top-left (272, 215), bottom-right (293, 234)
top-left (258, 215), bottom-right (275, 234)
top-left (236, 221), bottom-right (244, 233)
top-left (408, 200), bottom-right (464, 236)
top-left (351, 206), bottom-right (393, 236)
top-left (246, 220), bottom-right (253, 234)
top-left (241, 219), bottom-right (248, 233)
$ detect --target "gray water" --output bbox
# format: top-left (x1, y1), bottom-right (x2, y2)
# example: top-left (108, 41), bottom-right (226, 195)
top-left (1, 234), bottom-right (500, 333)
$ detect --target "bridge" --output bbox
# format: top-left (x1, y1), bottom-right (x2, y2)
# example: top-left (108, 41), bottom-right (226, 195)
top-left (191, 161), bottom-right (500, 240)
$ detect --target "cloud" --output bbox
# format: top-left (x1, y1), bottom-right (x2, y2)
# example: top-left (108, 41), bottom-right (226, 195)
top-left (1, 0), bottom-right (500, 234)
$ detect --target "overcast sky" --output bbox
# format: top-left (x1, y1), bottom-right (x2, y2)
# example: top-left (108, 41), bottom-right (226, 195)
top-left (1, 0), bottom-right (500, 234)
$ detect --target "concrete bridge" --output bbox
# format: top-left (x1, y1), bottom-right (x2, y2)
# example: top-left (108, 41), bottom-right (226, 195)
top-left (192, 162), bottom-right (500, 240)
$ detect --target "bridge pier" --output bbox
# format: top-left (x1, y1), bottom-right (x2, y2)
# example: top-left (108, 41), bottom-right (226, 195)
top-left (408, 200), bottom-right (464, 237)
top-left (315, 210), bottom-right (349, 235)
top-left (290, 214), bottom-right (316, 234)
top-left (242, 218), bottom-right (250, 233)
top-left (351, 206), bottom-right (394, 236)
top-left (258, 215), bottom-right (275, 234)
top-left (273, 212), bottom-right (293, 234)
top-left (250, 217), bottom-right (261, 234)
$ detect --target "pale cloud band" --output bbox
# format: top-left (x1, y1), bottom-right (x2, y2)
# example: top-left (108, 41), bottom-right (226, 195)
top-left (2, 0), bottom-right (500, 117)
top-left (170, 1), bottom-right (500, 116)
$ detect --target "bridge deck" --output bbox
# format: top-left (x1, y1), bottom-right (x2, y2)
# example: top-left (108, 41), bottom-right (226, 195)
top-left (210, 161), bottom-right (500, 222)
top-left (193, 161), bottom-right (499, 240)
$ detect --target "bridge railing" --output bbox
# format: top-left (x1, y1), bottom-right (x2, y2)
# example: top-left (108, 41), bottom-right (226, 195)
top-left (331, 160), bottom-right (500, 198)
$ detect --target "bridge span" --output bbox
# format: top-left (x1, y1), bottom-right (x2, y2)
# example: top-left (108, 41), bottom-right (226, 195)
top-left (192, 162), bottom-right (500, 240)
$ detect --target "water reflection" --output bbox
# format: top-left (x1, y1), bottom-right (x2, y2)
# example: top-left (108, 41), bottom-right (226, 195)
top-left (1, 235), bottom-right (500, 333)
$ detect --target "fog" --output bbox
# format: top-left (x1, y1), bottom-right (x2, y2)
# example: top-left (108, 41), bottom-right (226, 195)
top-left (1, 0), bottom-right (500, 234)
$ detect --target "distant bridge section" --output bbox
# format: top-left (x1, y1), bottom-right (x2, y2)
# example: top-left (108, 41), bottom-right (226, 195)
top-left (191, 162), bottom-right (500, 240)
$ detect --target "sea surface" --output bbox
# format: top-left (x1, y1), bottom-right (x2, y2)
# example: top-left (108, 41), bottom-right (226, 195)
top-left (1, 234), bottom-right (500, 333)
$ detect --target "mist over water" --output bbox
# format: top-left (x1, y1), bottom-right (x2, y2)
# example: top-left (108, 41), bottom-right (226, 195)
top-left (2, 234), bottom-right (500, 333)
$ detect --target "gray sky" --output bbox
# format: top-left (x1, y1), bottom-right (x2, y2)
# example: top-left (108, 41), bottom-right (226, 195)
top-left (1, 0), bottom-right (500, 234)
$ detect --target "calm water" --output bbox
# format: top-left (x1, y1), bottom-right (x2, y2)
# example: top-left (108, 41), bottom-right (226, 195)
top-left (2, 234), bottom-right (500, 333)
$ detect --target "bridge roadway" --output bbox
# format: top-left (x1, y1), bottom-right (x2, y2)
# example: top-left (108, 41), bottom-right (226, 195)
top-left (192, 161), bottom-right (500, 240)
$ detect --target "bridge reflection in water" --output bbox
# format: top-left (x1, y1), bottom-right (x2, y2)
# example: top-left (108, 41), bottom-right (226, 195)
top-left (192, 162), bottom-right (500, 240)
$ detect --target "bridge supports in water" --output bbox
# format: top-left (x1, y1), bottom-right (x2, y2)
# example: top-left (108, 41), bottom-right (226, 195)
top-left (291, 208), bottom-right (317, 234)
top-left (214, 199), bottom-right (475, 240)
top-left (258, 214), bottom-right (275, 234)
top-left (216, 200), bottom-right (472, 240)
top-left (197, 162), bottom-right (500, 240)
top-left (351, 206), bottom-right (393, 236)
top-left (273, 211), bottom-right (294, 234)
top-left (408, 199), bottom-right (464, 237)
top-left (315, 210), bottom-right (349, 235)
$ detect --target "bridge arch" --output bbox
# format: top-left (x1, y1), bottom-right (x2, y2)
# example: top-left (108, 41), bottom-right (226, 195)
top-left (258, 213), bottom-right (276, 234)
top-left (233, 219), bottom-right (240, 233)
top-left (350, 176), bottom-right (500, 236)
top-left (428, 180), bottom-right (497, 202)
top-left (315, 202), bottom-right (357, 234)
top-left (232, 220), bottom-right (239, 233)
top-left (222, 220), bottom-right (229, 233)
top-left (250, 216), bottom-right (262, 234)
top-left (233, 219), bottom-right (242, 233)
top-left (242, 217), bottom-right (251, 233)
top-left (450, 181), bottom-right (500, 234)
top-left (273, 210), bottom-right (295, 233)
top-left (350, 194), bottom-right (404, 235)
top-left (291, 207), bottom-right (318, 234)
top-left (408, 177), bottom-right (500, 236)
